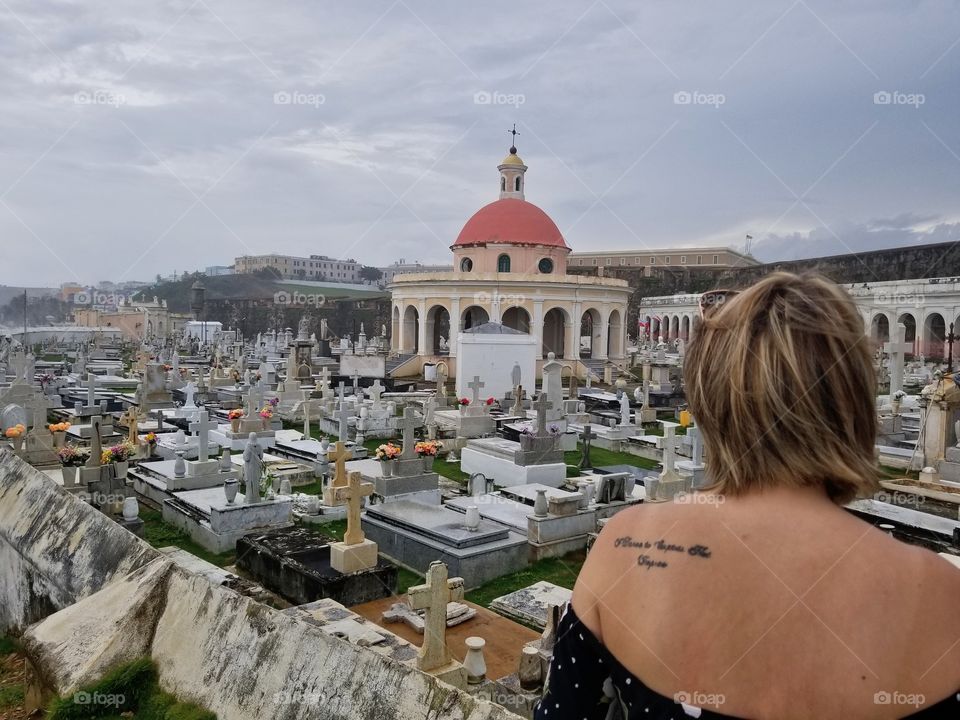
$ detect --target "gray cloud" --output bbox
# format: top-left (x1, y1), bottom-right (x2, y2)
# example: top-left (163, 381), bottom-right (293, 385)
top-left (1, 0), bottom-right (960, 286)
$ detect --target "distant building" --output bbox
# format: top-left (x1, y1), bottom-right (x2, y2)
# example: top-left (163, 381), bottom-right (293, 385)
top-left (567, 247), bottom-right (757, 275)
top-left (380, 259), bottom-right (453, 284)
top-left (73, 297), bottom-right (192, 340)
top-left (235, 253), bottom-right (361, 282)
top-left (204, 265), bottom-right (234, 277)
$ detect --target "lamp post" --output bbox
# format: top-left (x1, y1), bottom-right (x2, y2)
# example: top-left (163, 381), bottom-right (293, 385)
top-left (190, 280), bottom-right (207, 347)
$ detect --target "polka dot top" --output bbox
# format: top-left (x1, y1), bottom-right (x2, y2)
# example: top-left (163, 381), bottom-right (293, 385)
top-left (533, 604), bottom-right (960, 719)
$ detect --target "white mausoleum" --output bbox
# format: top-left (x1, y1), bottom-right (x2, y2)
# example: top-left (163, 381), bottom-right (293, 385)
top-left (389, 144), bottom-right (631, 379)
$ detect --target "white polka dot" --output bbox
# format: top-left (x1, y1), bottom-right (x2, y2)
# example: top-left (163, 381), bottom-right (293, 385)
top-left (555, 704), bottom-right (559, 709)
top-left (571, 657), bottom-right (576, 663)
top-left (574, 683), bottom-right (579, 689)
top-left (579, 633), bottom-right (584, 640)
top-left (625, 677), bottom-right (632, 685)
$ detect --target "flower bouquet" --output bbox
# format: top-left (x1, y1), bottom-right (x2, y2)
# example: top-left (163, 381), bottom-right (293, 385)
top-left (458, 397), bottom-right (470, 413)
top-left (57, 444), bottom-right (89, 486)
top-left (415, 440), bottom-right (440, 472)
top-left (259, 406), bottom-right (274, 429)
top-left (4, 424), bottom-right (26, 451)
top-left (228, 408), bottom-right (244, 432)
top-left (48, 421), bottom-right (71, 447)
top-left (376, 442), bottom-right (401, 477)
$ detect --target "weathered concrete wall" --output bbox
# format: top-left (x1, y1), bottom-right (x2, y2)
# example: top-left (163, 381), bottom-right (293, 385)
top-left (2, 448), bottom-right (524, 719)
top-left (0, 448), bottom-right (158, 633)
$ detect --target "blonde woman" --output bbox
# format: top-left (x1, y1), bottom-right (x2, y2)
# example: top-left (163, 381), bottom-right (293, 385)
top-left (537, 273), bottom-right (960, 719)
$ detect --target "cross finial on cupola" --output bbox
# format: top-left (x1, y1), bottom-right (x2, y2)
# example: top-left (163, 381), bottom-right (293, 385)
top-left (498, 124), bottom-right (527, 200)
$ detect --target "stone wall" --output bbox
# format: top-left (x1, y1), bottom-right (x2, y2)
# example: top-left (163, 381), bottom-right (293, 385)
top-left (569, 241), bottom-right (960, 330)
top-left (0, 450), bottom-right (523, 720)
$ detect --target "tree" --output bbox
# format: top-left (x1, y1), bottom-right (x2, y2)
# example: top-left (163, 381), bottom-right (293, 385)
top-left (359, 265), bottom-right (383, 282)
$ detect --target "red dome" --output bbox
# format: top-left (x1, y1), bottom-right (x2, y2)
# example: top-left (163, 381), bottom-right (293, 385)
top-left (452, 199), bottom-right (569, 249)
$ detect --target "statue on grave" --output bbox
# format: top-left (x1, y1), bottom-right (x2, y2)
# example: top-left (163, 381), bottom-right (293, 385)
top-left (298, 315), bottom-right (310, 342)
top-left (243, 433), bottom-right (264, 504)
top-left (511, 362), bottom-right (522, 390)
top-left (619, 392), bottom-right (632, 426)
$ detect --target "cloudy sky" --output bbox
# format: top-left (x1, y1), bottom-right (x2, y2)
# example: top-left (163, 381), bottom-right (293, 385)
top-left (2, 0), bottom-right (960, 287)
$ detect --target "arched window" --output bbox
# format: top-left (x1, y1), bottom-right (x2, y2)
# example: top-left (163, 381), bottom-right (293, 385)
top-left (460, 257), bottom-right (473, 272)
top-left (501, 177), bottom-right (506, 192)
top-left (497, 254), bottom-right (511, 273)
top-left (514, 176), bottom-right (521, 191)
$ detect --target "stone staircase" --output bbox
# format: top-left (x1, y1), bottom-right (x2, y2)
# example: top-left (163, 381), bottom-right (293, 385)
top-left (385, 353), bottom-right (415, 376)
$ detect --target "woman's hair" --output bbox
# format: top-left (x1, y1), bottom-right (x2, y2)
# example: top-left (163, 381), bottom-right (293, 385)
top-left (685, 272), bottom-right (878, 504)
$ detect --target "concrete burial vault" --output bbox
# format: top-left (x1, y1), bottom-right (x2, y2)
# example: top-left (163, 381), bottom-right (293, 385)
top-left (0, 448), bottom-right (522, 720)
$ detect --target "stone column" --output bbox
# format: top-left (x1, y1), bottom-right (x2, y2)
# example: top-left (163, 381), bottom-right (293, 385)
top-left (564, 321), bottom-right (577, 361)
top-left (417, 299), bottom-right (427, 356)
top-left (391, 304), bottom-right (400, 352)
top-left (532, 299), bottom-right (544, 357)
top-left (449, 297), bottom-right (461, 358)
top-left (595, 308), bottom-right (609, 360)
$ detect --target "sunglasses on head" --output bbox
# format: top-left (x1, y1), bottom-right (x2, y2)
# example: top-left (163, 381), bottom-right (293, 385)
top-left (698, 289), bottom-right (740, 319)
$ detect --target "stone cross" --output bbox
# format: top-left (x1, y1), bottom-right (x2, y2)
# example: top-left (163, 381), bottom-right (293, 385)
top-left (393, 406), bottom-right (423, 459)
top-left (333, 401), bottom-right (351, 443)
top-left (532, 394), bottom-right (552, 436)
top-left (246, 380), bottom-right (264, 417)
top-left (189, 410), bottom-right (213, 462)
top-left (86, 417), bottom-right (103, 468)
top-left (467, 375), bottom-right (485, 404)
top-left (408, 561), bottom-right (465, 672)
top-left (658, 426), bottom-right (678, 475)
top-left (319, 366), bottom-right (331, 388)
top-left (27, 393), bottom-right (48, 432)
top-left (883, 323), bottom-right (912, 397)
top-left (579, 424), bottom-right (595, 470)
top-left (687, 426), bottom-right (703, 466)
top-left (327, 441), bottom-right (351, 488)
top-left (351, 372), bottom-right (360, 394)
top-left (124, 408), bottom-right (139, 444)
top-left (367, 380), bottom-right (385, 404)
top-left (85, 372), bottom-right (97, 408)
top-left (334, 471), bottom-right (374, 545)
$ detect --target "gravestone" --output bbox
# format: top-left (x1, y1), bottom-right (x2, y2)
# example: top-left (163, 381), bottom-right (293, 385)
top-left (329, 471), bottom-right (378, 574)
top-left (407, 561), bottom-right (468, 689)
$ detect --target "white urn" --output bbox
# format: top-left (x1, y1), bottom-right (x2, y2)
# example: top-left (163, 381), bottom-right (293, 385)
top-left (121, 497), bottom-right (139, 521)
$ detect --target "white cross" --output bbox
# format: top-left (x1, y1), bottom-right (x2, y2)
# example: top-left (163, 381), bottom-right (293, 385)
top-left (532, 393), bottom-right (552, 435)
top-left (333, 401), bottom-right (351, 442)
top-left (658, 425), bottom-right (678, 475)
top-left (86, 372), bottom-right (97, 408)
top-left (467, 375), bottom-right (485, 404)
top-left (367, 380), bottom-right (385, 403)
top-left (883, 323), bottom-right (912, 397)
top-left (189, 410), bottom-right (213, 462)
top-left (392, 406), bottom-right (423, 459)
top-left (408, 561), bottom-right (465, 673)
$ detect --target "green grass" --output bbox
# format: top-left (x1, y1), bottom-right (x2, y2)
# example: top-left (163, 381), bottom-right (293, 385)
top-left (563, 444), bottom-right (659, 477)
top-left (140, 508), bottom-right (236, 568)
top-left (47, 657), bottom-right (215, 720)
top-left (0, 636), bottom-right (17, 656)
top-left (466, 551), bottom-right (586, 610)
top-left (0, 684), bottom-right (24, 710)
